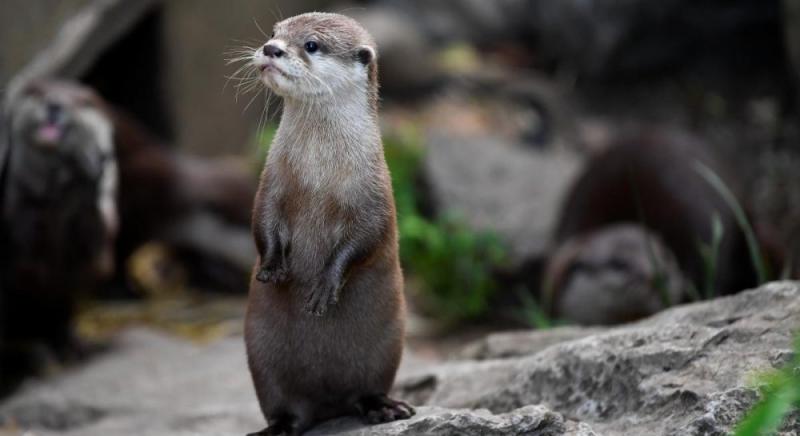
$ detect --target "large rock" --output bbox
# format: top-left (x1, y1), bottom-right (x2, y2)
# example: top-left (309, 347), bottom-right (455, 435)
top-left (396, 282), bottom-right (800, 435)
top-left (309, 405), bottom-right (574, 436)
top-left (1, 282), bottom-right (798, 435)
top-left (423, 130), bottom-right (581, 263)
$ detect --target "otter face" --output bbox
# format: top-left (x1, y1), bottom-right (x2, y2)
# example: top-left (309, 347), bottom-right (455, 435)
top-left (10, 80), bottom-right (114, 181)
top-left (252, 13), bottom-right (376, 100)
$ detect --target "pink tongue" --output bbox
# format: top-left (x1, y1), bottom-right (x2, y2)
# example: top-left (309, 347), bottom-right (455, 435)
top-left (37, 125), bottom-right (62, 145)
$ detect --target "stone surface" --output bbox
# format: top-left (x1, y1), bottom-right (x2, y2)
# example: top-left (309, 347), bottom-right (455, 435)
top-left (397, 282), bottom-right (800, 435)
top-left (457, 326), bottom-right (601, 361)
top-left (0, 329), bottom-right (262, 436)
top-left (1, 282), bottom-right (798, 435)
top-left (309, 405), bottom-right (570, 436)
top-left (423, 130), bottom-right (581, 263)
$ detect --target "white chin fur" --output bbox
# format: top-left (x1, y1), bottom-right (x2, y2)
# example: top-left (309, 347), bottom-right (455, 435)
top-left (260, 71), bottom-right (289, 96)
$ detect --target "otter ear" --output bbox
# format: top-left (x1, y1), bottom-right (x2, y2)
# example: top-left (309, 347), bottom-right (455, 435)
top-left (356, 45), bottom-right (375, 65)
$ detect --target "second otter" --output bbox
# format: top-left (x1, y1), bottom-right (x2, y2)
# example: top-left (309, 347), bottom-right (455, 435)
top-left (245, 13), bottom-right (413, 435)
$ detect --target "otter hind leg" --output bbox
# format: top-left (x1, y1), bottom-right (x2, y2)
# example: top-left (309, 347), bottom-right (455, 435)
top-left (356, 394), bottom-right (415, 424)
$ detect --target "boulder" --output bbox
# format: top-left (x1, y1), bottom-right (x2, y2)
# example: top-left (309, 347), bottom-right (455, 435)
top-left (396, 282), bottom-right (800, 435)
top-left (422, 129), bottom-right (581, 264)
top-left (1, 282), bottom-right (798, 435)
top-left (309, 405), bottom-right (573, 436)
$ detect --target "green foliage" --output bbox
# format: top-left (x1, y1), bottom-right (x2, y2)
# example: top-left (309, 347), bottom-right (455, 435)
top-left (384, 130), bottom-right (508, 321)
top-left (515, 287), bottom-right (556, 329)
top-left (734, 336), bottom-right (800, 436)
top-left (694, 162), bottom-right (771, 285)
top-left (697, 212), bottom-right (725, 299)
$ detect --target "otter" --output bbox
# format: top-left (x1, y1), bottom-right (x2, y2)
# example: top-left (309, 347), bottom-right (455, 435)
top-left (544, 223), bottom-right (686, 325)
top-left (1, 80), bottom-right (118, 364)
top-left (0, 79), bottom-right (258, 386)
top-left (244, 13), bottom-right (414, 435)
top-left (551, 130), bottom-right (774, 313)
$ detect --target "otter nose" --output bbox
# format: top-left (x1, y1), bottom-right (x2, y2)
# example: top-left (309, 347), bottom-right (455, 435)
top-left (263, 44), bottom-right (284, 58)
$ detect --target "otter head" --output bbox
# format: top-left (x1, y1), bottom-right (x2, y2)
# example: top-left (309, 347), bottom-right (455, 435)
top-left (9, 80), bottom-right (114, 182)
top-left (253, 13), bottom-right (377, 104)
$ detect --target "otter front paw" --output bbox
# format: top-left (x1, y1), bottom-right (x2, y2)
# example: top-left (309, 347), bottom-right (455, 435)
top-left (304, 276), bottom-right (342, 316)
top-left (256, 261), bottom-right (289, 284)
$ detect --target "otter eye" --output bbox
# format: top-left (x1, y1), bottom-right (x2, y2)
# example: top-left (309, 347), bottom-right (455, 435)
top-left (304, 41), bottom-right (319, 53)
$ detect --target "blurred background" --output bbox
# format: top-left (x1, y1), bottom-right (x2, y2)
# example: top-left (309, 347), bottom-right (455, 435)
top-left (1, 0), bottom-right (799, 432)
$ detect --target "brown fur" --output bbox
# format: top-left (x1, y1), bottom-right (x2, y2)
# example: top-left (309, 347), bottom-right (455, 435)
top-left (552, 130), bottom-right (775, 302)
top-left (245, 13), bottom-right (410, 435)
top-left (1, 80), bottom-right (117, 380)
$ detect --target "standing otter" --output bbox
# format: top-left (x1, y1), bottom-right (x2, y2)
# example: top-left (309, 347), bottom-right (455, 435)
top-left (244, 13), bottom-right (413, 435)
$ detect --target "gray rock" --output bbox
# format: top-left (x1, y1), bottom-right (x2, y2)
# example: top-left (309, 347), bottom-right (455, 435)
top-left (397, 282), bottom-right (800, 435)
top-left (309, 405), bottom-right (570, 436)
top-left (348, 7), bottom-right (441, 95)
top-left (458, 326), bottom-right (601, 361)
top-left (2, 282), bottom-right (797, 435)
top-left (423, 130), bottom-right (582, 263)
top-left (0, 329), bottom-right (264, 436)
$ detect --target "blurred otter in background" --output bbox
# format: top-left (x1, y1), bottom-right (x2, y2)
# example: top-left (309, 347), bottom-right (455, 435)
top-left (8, 79), bottom-right (258, 295)
top-left (545, 224), bottom-right (686, 325)
top-left (0, 81), bottom-right (118, 372)
top-left (0, 79), bottom-right (256, 388)
top-left (546, 131), bottom-right (783, 324)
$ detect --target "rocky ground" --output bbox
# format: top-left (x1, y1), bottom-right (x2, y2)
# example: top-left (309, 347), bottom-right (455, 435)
top-left (1, 281), bottom-right (798, 435)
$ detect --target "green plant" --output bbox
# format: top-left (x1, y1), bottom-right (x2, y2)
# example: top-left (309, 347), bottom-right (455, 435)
top-left (384, 131), bottom-right (508, 321)
top-left (694, 162), bottom-right (771, 284)
top-left (515, 286), bottom-right (556, 329)
top-left (734, 336), bottom-right (800, 436)
top-left (697, 212), bottom-right (725, 299)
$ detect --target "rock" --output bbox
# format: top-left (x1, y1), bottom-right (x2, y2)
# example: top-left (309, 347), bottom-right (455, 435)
top-left (309, 405), bottom-right (571, 436)
top-left (422, 129), bottom-right (581, 264)
top-left (397, 281), bottom-right (800, 435)
top-left (403, 71), bottom-right (582, 266)
top-left (458, 326), bottom-right (601, 361)
top-left (347, 7), bottom-right (441, 96)
top-left (0, 329), bottom-right (264, 435)
top-left (2, 282), bottom-right (798, 435)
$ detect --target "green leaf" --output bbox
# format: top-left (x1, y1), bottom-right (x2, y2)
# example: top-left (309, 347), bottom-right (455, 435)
top-left (734, 384), bottom-right (796, 436)
top-left (694, 162), bottom-right (770, 284)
